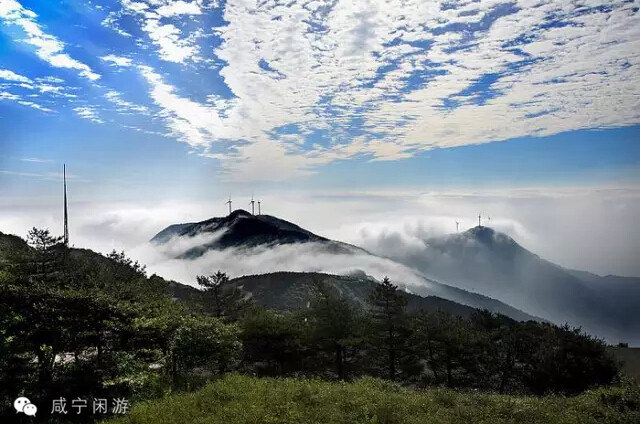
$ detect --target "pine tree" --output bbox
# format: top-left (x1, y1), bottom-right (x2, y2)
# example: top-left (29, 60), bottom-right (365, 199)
top-left (25, 227), bottom-right (65, 284)
top-left (309, 282), bottom-right (360, 379)
top-left (197, 271), bottom-right (251, 321)
top-left (3, 228), bottom-right (69, 399)
top-left (368, 277), bottom-right (408, 381)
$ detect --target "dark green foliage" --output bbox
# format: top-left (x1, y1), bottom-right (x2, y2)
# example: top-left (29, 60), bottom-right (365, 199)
top-left (18, 227), bottom-right (65, 286)
top-left (0, 229), bottom-right (240, 422)
top-left (518, 323), bottom-right (619, 395)
top-left (307, 282), bottom-right (365, 379)
top-left (106, 250), bottom-right (147, 278)
top-left (408, 310), bottom-right (472, 387)
top-left (169, 315), bottom-right (241, 389)
top-left (239, 308), bottom-right (307, 376)
top-left (297, 277), bottom-right (575, 389)
top-left (197, 271), bottom-right (253, 321)
top-left (368, 277), bottom-right (411, 381)
top-left (404, 309), bottom-right (619, 394)
top-left (224, 272), bottom-right (484, 319)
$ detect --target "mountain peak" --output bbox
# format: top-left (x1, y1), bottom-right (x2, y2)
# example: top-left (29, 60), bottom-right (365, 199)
top-left (151, 210), bottom-right (332, 256)
top-left (429, 225), bottom-right (523, 256)
top-left (464, 225), bottom-right (495, 235)
top-left (463, 225), bottom-right (498, 243)
top-left (228, 209), bottom-right (252, 218)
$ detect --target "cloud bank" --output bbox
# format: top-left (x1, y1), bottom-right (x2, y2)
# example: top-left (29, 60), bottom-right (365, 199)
top-left (134, 232), bottom-right (432, 291)
top-left (0, 186), bottom-right (637, 277)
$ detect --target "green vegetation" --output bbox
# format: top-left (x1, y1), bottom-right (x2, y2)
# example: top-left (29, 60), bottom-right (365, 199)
top-left (0, 228), bottom-right (632, 422)
top-left (107, 374), bottom-right (639, 424)
top-left (0, 229), bottom-right (241, 420)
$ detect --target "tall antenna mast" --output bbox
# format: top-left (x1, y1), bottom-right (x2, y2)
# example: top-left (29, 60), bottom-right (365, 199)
top-left (250, 195), bottom-right (255, 215)
top-left (226, 195), bottom-right (232, 215)
top-left (63, 164), bottom-right (69, 246)
top-left (257, 200), bottom-right (261, 215)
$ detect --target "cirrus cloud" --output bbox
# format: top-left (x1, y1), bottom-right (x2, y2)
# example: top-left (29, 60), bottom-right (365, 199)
top-left (120, 0), bottom-right (638, 179)
top-left (0, 0), bottom-right (100, 80)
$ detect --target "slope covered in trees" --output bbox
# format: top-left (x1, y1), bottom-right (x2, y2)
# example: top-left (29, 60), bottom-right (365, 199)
top-left (0, 230), bottom-right (627, 422)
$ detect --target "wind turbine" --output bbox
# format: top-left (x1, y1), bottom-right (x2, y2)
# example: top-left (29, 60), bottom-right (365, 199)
top-left (226, 196), bottom-right (232, 215)
top-left (250, 195), bottom-right (255, 215)
top-left (455, 221), bottom-right (459, 233)
top-left (478, 213), bottom-right (482, 227)
top-left (257, 200), bottom-right (261, 215)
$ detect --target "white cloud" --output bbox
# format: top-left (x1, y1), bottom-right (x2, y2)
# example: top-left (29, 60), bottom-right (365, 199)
top-left (141, 18), bottom-right (199, 63)
top-left (115, 0), bottom-right (204, 63)
top-left (136, 237), bottom-right (432, 291)
top-left (156, 1), bottom-right (202, 18)
top-left (0, 169), bottom-right (61, 179)
top-left (16, 100), bottom-right (52, 112)
top-left (122, 0), bottom-right (638, 179)
top-left (101, 11), bottom-right (132, 37)
top-left (104, 90), bottom-right (149, 114)
top-left (0, 69), bottom-right (76, 103)
top-left (35, 76), bottom-right (64, 84)
top-left (139, 65), bottom-right (232, 145)
top-left (0, 89), bottom-right (53, 112)
top-left (0, 91), bottom-right (20, 101)
top-left (0, 68), bottom-right (31, 83)
top-left (20, 157), bottom-right (52, 163)
top-left (0, 0), bottom-right (100, 80)
top-left (100, 54), bottom-right (132, 67)
top-left (73, 106), bottom-right (104, 124)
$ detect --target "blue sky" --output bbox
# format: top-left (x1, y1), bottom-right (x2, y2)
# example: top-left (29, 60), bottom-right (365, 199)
top-left (1, 0), bottom-right (639, 190)
top-left (0, 0), bottom-right (639, 276)
top-left (1, 124), bottom-right (639, 201)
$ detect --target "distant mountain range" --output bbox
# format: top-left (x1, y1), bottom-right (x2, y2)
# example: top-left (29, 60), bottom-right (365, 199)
top-left (151, 210), bottom-right (539, 323)
top-left (152, 210), bottom-right (639, 344)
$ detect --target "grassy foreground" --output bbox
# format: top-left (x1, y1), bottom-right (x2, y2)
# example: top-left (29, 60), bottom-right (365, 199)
top-left (107, 374), bottom-right (639, 424)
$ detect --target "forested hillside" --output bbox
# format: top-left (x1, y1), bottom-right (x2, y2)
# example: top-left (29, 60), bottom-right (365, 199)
top-left (0, 229), bottom-right (631, 422)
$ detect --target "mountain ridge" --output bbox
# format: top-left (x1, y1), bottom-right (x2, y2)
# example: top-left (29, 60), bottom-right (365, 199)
top-left (399, 225), bottom-right (640, 344)
top-left (150, 216), bottom-right (542, 323)
top-left (150, 214), bottom-right (638, 344)
top-left (151, 209), bottom-right (367, 257)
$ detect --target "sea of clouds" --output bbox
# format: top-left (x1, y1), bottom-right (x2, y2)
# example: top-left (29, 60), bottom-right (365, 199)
top-left (1, 187), bottom-right (638, 283)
